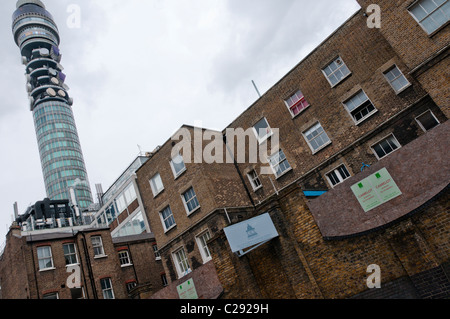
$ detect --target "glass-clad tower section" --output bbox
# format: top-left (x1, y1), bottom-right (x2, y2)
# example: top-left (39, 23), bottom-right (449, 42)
top-left (12, 0), bottom-right (93, 210)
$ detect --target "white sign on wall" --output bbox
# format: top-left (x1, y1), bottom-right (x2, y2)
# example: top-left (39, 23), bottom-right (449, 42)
top-left (224, 213), bottom-right (279, 257)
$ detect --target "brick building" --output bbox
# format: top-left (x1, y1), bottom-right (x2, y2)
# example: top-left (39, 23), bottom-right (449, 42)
top-left (1, 0), bottom-right (448, 299)
top-left (136, 0), bottom-right (449, 299)
top-left (0, 213), bottom-right (127, 299)
top-left (135, 126), bottom-right (252, 297)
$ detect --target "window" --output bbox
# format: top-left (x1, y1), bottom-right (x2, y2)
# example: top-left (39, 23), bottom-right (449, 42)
top-left (182, 187), bottom-right (200, 214)
top-left (126, 281), bottom-right (137, 292)
top-left (416, 110), bottom-right (440, 132)
top-left (268, 149), bottom-right (292, 178)
top-left (112, 211), bottom-right (147, 238)
top-left (326, 165), bottom-right (351, 187)
top-left (285, 90), bottom-right (310, 117)
top-left (100, 278), bottom-right (115, 299)
top-left (384, 65), bottom-right (410, 93)
top-left (63, 243), bottom-right (78, 266)
top-left (70, 287), bottom-right (85, 299)
top-left (118, 250), bottom-right (132, 267)
top-left (37, 246), bottom-right (54, 270)
top-left (161, 274), bottom-right (168, 287)
top-left (343, 90), bottom-right (377, 124)
top-left (91, 236), bottom-right (105, 257)
top-left (303, 123), bottom-right (332, 153)
top-left (170, 153), bottom-right (186, 178)
top-left (173, 247), bottom-right (191, 278)
top-left (153, 244), bottom-right (161, 260)
top-left (322, 56), bottom-right (351, 87)
top-left (253, 117), bottom-right (273, 143)
top-left (409, 0), bottom-right (450, 34)
top-left (371, 134), bottom-right (401, 160)
top-left (43, 292), bottom-right (59, 299)
top-left (196, 231), bottom-right (212, 263)
top-left (150, 173), bottom-right (164, 197)
top-left (160, 206), bottom-right (176, 232)
top-left (247, 170), bottom-right (262, 191)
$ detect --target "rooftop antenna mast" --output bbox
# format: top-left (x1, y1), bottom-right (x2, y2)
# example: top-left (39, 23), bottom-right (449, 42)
top-left (252, 80), bottom-right (262, 98)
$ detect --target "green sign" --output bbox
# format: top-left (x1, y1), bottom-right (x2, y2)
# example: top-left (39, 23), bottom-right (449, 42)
top-left (351, 168), bottom-right (402, 212)
top-left (177, 279), bottom-right (199, 300)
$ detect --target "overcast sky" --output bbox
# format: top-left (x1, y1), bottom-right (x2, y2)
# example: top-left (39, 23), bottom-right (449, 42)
top-left (0, 0), bottom-right (361, 241)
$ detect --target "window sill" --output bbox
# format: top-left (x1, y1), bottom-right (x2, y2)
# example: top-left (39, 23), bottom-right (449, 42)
top-left (275, 167), bottom-right (293, 180)
top-left (354, 110), bottom-right (378, 126)
top-left (291, 105), bottom-right (311, 119)
top-left (173, 168), bottom-right (187, 180)
top-left (39, 267), bottom-right (56, 272)
top-left (186, 206), bottom-right (201, 217)
top-left (94, 254), bottom-right (108, 260)
top-left (257, 131), bottom-right (273, 145)
top-left (65, 263), bottom-right (79, 268)
top-left (120, 263), bottom-right (133, 268)
top-left (252, 185), bottom-right (263, 192)
top-left (153, 188), bottom-right (165, 199)
top-left (311, 141), bottom-right (332, 155)
top-left (394, 83), bottom-right (412, 95)
top-left (164, 224), bottom-right (177, 234)
top-left (427, 20), bottom-right (450, 38)
top-left (329, 72), bottom-right (352, 88)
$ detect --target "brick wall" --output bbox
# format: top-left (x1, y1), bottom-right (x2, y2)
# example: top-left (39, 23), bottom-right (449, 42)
top-left (356, 0), bottom-right (450, 116)
top-left (208, 182), bottom-right (450, 299)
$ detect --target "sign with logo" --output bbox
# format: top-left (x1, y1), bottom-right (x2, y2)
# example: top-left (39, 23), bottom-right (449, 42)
top-left (224, 213), bottom-right (279, 256)
top-left (351, 168), bottom-right (402, 212)
top-left (177, 278), bottom-right (198, 300)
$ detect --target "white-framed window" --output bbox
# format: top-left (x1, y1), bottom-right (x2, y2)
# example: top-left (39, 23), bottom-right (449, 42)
top-left (37, 246), bottom-right (54, 270)
top-left (371, 134), bottom-right (401, 160)
top-left (173, 247), bottom-right (191, 278)
top-left (247, 169), bottom-right (262, 191)
top-left (343, 90), bottom-right (377, 124)
top-left (43, 292), bottom-right (59, 299)
top-left (415, 109), bottom-right (440, 132)
top-left (303, 122), bottom-right (332, 153)
top-left (91, 236), bottom-right (105, 257)
top-left (182, 187), bottom-right (200, 215)
top-left (268, 149), bottom-right (292, 178)
top-left (326, 164), bottom-right (351, 187)
top-left (153, 244), bottom-right (161, 260)
top-left (383, 65), bottom-right (411, 93)
top-left (170, 153), bottom-right (187, 178)
top-left (160, 206), bottom-right (176, 232)
top-left (285, 90), bottom-right (310, 117)
top-left (409, 0), bottom-right (450, 34)
top-left (150, 173), bottom-right (164, 197)
top-left (196, 230), bottom-right (212, 263)
top-left (118, 250), bottom-right (132, 267)
top-left (63, 243), bottom-right (78, 266)
top-left (253, 117), bottom-right (273, 143)
top-left (322, 56), bottom-right (351, 87)
top-left (100, 278), bottom-right (115, 299)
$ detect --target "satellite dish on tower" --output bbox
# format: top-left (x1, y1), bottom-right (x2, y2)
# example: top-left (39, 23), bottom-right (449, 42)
top-left (46, 88), bottom-right (56, 97)
top-left (51, 77), bottom-right (59, 85)
top-left (58, 90), bottom-right (66, 97)
top-left (40, 48), bottom-right (49, 57)
top-left (48, 68), bottom-right (57, 76)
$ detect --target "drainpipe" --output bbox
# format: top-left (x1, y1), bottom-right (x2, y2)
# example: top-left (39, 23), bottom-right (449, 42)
top-left (81, 232), bottom-right (98, 299)
top-left (223, 134), bottom-right (256, 209)
top-left (29, 234), bottom-right (40, 299)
